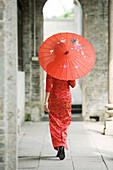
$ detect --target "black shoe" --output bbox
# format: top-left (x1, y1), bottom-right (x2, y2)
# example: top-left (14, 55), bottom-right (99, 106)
top-left (56, 151), bottom-right (59, 157)
top-left (59, 146), bottom-right (65, 160)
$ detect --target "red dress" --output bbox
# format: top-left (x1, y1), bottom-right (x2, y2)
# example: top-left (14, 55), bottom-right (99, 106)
top-left (46, 73), bottom-right (76, 150)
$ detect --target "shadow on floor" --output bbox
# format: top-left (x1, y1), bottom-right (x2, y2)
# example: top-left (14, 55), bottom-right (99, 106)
top-left (18, 155), bottom-right (60, 161)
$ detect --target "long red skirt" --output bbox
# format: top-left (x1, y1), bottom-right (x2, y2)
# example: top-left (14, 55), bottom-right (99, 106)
top-left (48, 89), bottom-right (72, 150)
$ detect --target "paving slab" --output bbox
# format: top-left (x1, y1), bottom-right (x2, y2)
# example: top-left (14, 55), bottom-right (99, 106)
top-left (70, 146), bottom-right (99, 157)
top-left (103, 155), bottom-right (113, 170)
top-left (38, 167), bottom-right (73, 170)
top-left (19, 169), bottom-right (36, 170)
top-left (18, 158), bottom-right (39, 169)
top-left (72, 156), bottom-right (107, 170)
top-left (38, 158), bottom-right (73, 167)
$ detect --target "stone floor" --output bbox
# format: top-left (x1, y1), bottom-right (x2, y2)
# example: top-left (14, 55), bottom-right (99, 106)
top-left (18, 121), bottom-right (113, 170)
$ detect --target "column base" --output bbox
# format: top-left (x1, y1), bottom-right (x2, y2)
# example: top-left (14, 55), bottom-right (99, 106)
top-left (104, 117), bottom-right (113, 135)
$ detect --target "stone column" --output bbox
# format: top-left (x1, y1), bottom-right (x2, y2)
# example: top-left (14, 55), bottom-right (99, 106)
top-left (35, 4), bottom-right (45, 116)
top-left (79, 0), bottom-right (108, 121)
top-left (22, 0), bottom-right (33, 121)
top-left (23, 0), bottom-right (47, 121)
top-left (108, 0), bottom-right (113, 104)
top-left (0, 0), bottom-right (18, 169)
top-left (104, 0), bottom-right (113, 135)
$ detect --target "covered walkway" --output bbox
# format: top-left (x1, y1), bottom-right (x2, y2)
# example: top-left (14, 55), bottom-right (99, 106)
top-left (18, 121), bottom-right (113, 170)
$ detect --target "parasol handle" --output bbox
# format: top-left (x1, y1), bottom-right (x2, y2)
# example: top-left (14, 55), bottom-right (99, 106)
top-left (65, 50), bottom-right (69, 55)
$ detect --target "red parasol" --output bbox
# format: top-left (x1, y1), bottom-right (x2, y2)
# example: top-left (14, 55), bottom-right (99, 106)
top-left (38, 32), bottom-right (96, 80)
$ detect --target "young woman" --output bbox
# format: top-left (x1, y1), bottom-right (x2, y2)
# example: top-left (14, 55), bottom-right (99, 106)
top-left (44, 73), bottom-right (76, 160)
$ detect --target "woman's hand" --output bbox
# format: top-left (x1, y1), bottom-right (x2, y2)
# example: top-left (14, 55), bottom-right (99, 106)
top-left (44, 103), bottom-right (50, 113)
top-left (44, 92), bottom-right (50, 113)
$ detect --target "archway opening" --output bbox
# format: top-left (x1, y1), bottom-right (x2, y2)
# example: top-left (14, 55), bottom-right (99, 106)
top-left (43, 0), bottom-right (83, 119)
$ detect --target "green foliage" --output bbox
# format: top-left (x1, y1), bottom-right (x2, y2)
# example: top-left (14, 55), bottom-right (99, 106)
top-left (44, 7), bottom-right (74, 19)
top-left (25, 113), bottom-right (31, 121)
top-left (54, 12), bottom-right (74, 19)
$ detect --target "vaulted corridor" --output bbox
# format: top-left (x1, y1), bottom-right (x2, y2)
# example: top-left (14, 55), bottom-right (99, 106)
top-left (0, 0), bottom-right (113, 169)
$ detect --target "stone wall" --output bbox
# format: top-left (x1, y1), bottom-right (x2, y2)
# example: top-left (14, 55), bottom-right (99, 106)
top-left (44, 18), bottom-right (75, 40)
top-left (0, 0), bottom-right (18, 169)
top-left (79, 0), bottom-right (108, 120)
